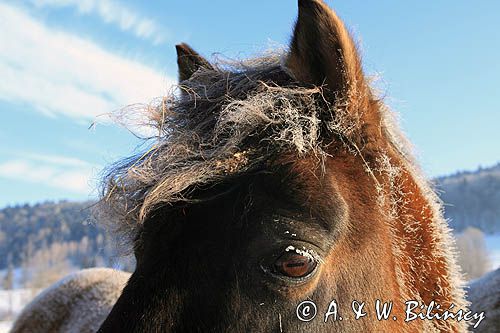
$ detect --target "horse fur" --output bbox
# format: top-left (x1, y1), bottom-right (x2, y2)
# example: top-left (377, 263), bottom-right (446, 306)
top-left (467, 268), bottom-right (500, 332)
top-left (10, 268), bottom-right (130, 333)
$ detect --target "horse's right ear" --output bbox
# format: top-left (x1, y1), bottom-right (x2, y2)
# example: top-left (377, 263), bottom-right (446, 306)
top-left (286, 0), bottom-right (381, 147)
top-left (286, 0), bottom-right (368, 101)
top-left (175, 43), bottom-right (213, 82)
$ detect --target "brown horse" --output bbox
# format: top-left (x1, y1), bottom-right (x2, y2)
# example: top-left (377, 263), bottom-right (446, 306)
top-left (13, 1), bottom-right (475, 332)
top-left (96, 1), bottom-right (470, 332)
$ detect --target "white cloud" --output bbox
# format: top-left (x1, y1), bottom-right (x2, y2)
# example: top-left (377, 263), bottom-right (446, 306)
top-left (20, 153), bottom-right (92, 168)
top-left (0, 3), bottom-right (175, 120)
top-left (31, 0), bottom-right (168, 45)
top-left (0, 154), bottom-right (99, 194)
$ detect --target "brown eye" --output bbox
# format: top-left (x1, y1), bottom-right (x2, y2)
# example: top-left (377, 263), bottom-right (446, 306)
top-left (274, 252), bottom-right (317, 278)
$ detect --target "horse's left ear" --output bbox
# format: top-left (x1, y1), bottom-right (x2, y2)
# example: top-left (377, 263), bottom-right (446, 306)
top-left (176, 43), bottom-right (213, 82)
top-left (286, 0), bottom-right (369, 102)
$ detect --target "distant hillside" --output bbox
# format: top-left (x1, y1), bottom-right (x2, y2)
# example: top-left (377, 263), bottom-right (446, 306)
top-left (436, 163), bottom-right (500, 234)
top-left (0, 201), bottom-right (126, 272)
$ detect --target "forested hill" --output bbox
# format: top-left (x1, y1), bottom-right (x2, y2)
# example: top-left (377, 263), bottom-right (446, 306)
top-left (0, 201), bottom-right (115, 271)
top-left (436, 163), bottom-right (500, 233)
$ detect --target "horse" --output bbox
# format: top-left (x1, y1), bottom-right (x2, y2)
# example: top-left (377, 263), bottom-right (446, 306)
top-left (12, 0), bottom-right (477, 332)
top-left (9, 268), bottom-right (129, 333)
top-left (467, 268), bottom-right (500, 333)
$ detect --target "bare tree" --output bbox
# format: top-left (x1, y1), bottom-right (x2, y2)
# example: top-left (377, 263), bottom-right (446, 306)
top-left (2, 254), bottom-right (14, 319)
top-left (27, 241), bottom-right (74, 290)
top-left (455, 227), bottom-right (491, 280)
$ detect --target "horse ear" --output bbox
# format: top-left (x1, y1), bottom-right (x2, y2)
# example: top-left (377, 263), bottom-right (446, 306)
top-left (286, 0), bottom-right (367, 98)
top-left (175, 43), bottom-right (213, 82)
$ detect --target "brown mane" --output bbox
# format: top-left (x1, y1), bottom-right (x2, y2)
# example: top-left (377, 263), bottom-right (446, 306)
top-left (99, 54), bottom-right (349, 230)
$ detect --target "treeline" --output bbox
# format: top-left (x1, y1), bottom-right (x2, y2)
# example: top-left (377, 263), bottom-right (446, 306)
top-left (0, 201), bottom-right (132, 275)
top-left (437, 162), bottom-right (500, 233)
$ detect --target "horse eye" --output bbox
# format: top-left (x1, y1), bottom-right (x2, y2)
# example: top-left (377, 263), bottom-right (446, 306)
top-left (274, 252), bottom-right (317, 278)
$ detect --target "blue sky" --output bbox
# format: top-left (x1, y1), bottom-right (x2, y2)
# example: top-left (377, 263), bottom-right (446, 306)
top-left (0, 0), bottom-right (498, 208)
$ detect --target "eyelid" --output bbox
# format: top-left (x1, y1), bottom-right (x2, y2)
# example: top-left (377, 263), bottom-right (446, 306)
top-left (283, 245), bottom-right (323, 264)
top-left (270, 213), bottom-right (332, 252)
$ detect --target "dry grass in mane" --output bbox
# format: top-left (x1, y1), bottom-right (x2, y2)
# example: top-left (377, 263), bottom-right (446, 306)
top-left (98, 54), bottom-right (361, 239)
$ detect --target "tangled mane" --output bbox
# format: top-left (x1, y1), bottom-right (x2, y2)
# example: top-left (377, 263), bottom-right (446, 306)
top-left (98, 54), bottom-right (361, 238)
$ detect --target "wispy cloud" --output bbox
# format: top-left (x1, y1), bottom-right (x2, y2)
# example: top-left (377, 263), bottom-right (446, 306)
top-left (31, 0), bottom-right (167, 45)
top-left (0, 154), bottom-right (98, 194)
top-left (0, 3), bottom-right (174, 121)
top-left (18, 153), bottom-right (92, 168)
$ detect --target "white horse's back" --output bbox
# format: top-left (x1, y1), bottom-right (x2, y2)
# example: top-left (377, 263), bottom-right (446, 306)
top-left (10, 268), bottom-right (130, 333)
top-left (468, 268), bottom-right (500, 333)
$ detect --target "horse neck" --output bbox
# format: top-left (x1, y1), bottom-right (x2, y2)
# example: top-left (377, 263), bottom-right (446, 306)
top-left (376, 150), bottom-right (467, 332)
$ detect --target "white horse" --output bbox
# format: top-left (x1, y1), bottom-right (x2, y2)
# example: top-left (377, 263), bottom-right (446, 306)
top-left (467, 268), bottom-right (500, 333)
top-left (9, 268), bottom-right (130, 333)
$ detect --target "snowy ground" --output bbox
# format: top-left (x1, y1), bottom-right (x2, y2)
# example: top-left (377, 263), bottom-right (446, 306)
top-left (0, 289), bottom-right (39, 333)
top-left (0, 321), bottom-right (12, 333)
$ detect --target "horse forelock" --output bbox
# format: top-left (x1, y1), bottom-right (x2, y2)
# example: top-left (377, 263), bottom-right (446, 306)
top-left (97, 53), bottom-right (361, 235)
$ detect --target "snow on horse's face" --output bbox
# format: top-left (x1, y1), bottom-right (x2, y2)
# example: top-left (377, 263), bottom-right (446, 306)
top-left (99, 1), bottom-right (467, 332)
